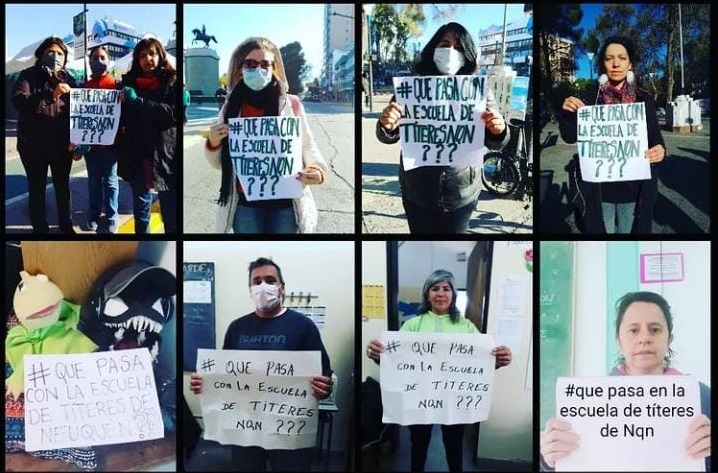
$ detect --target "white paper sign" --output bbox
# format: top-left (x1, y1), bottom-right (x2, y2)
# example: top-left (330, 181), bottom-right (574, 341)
top-left (380, 331), bottom-right (496, 425)
top-left (197, 349), bottom-right (320, 449)
top-left (640, 253), bottom-right (685, 283)
top-left (576, 103), bottom-right (651, 182)
top-left (555, 375), bottom-right (703, 471)
top-left (498, 275), bottom-right (527, 317)
top-left (184, 280), bottom-right (212, 304)
top-left (24, 348), bottom-right (162, 451)
top-left (228, 116), bottom-right (303, 201)
top-left (392, 75), bottom-right (486, 171)
top-left (70, 88), bottom-right (122, 145)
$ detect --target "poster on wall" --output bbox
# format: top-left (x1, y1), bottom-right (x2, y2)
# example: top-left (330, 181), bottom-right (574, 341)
top-left (640, 253), bottom-right (684, 283)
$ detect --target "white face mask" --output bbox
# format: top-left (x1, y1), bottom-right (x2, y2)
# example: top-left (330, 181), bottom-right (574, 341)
top-left (433, 47), bottom-right (466, 75)
top-left (251, 282), bottom-right (281, 312)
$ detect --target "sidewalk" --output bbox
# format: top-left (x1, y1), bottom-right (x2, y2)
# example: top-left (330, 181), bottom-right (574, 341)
top-left (4, 136), bottom-right (164, 234)
top-left (361, 93), bottom-right (533, 234)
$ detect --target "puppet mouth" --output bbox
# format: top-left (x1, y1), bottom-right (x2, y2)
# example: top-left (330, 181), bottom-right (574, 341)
top-left (26, 302), bottom-right (60, 319)
top-left (105, 315), bottom-right (163, 333)
top-left (105, 315), bottom-right (163, 359)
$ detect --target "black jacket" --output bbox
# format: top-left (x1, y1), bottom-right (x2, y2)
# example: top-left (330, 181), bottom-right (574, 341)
top-left (119, 71), bottom-right (177, 191)
top-left (376, 95), bottom-right (510, 211)
top-left (12, 65), bottom-right (77, 155)
top-left (558, 86), bottom-right (665, 234)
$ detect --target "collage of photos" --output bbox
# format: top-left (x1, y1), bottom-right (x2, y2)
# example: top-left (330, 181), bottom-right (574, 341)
top-left (2, 2), bottom-right (713, 473)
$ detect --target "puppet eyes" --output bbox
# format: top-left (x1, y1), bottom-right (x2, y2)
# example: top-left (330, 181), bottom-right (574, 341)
top-left (104, 297), bottom-right (129, 317)
top-left (18, 282), bottom-right (27, 292)
top-left (152, 299), bottom-right (163, 315)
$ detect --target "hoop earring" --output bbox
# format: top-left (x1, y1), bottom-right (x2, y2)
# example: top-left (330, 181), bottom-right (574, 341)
top-left (626, 70), bottom-right (635, 84)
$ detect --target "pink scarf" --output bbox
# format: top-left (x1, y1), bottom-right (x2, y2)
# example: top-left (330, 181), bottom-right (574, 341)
top-left (599, 80), bottom-right (637, 105)
top-left (618, 363), bottom-right (683, 375)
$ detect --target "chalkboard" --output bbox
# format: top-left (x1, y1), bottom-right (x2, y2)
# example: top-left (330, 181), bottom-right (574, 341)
top-left (539, 242), bottom-right (575, 428)
top-left (183, 262), bottom-right (216, 371)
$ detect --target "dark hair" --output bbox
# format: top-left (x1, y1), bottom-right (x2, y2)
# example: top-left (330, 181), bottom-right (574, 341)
top-left (88, 45), bottom-right (110, 60)
top-left (417, 270), bottom-right (461, 323)
top-left (415, 22), bottom-right (478, 76)
top-left (596, 35), bottom-right (637, 75)
top-left (248, 257), bottom-right (284, 286)
top-left (127, 37), bottom-right (176, 81)
top-left (615, 291), bottom-right (675, 366)
top-left (34, 36), bottom-right (69, 68)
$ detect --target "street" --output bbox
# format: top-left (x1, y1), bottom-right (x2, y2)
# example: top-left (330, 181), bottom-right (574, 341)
top-left (361, 94), bottom-right (533, 234)
top-left (539, 119), bottom-right (711, 233)
top-left (182, 101), bottom-right (356, 233)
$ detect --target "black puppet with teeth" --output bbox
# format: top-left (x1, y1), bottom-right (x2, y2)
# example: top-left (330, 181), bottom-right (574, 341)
top-left (80, 260), bottom-right (175, 361)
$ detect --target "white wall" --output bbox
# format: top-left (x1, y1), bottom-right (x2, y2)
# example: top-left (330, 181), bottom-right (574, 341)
top-left (398, 241), bottom-right (477, 288)
top-left (572, 241), bottom-right (710, 386)
top-left (478, 241), bottom-right (533, 461)
top-left (182, 241), bottom-right (355, 452)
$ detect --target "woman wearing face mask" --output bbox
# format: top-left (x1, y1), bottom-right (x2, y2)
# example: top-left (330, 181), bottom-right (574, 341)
top-left (119, 37), bottom-right (177, 234)
top-left (376, 22), bottom-right (510, 234)
top-left (12, 36), bottom-right (78, 234)
top-left (205, 37), bottom-right (327, 234)
top-left (70, 45), bottom-right (121, 233)
top-left (559, 36), bottom-right (665, 234)
top-left (366, 270), bottom-right (512, 472)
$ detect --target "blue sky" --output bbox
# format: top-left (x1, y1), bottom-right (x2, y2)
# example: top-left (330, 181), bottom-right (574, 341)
top-left (364, 3), bottom-right (529, 54)
top-left (183, 4), bottom-right (328, 81)
top-left (5, 4), bottom-right (176, 61)
top-left (575, 3), bottom-right (603, 80)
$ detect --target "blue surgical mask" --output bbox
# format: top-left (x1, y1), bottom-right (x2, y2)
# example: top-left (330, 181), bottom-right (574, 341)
top-left (242, 67), bottom-right (272, 91)
top-left (90, 59), bottom-right (108, 77)
top-left (41, 51), bottom-right (64, 72)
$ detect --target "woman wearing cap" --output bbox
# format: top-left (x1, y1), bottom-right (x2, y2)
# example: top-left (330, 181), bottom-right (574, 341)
top-left (119, 37), bottom-right (177, 234)
top-left (366, 269), bottom-right (513, 472)
top-left (205, 37), bottom-right (327, 234)
top-left (12, 36), bottom-right (78, 234)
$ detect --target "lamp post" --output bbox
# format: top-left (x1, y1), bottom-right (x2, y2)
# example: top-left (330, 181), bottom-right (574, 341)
top-left (586, 52), bottom-right (594, 82)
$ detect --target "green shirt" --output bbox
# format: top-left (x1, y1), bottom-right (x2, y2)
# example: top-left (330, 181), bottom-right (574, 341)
top-left (400, 311), bottom-right (478, 334)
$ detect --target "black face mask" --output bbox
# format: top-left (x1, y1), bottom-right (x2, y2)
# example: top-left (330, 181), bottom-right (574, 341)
top-left (90, 59), bottom-right (108, 77)
top-left (40, 52), bottom-right (63, 72)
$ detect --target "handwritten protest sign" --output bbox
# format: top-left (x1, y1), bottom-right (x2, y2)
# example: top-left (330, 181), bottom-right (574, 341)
top-left (380, 331), bottom-right (496, 425)
top-left (228, 116), bottom-right (303, 201)
top-left (506, 76), bottom-right (529, 122)
top-left (576, 103), bottom-right (651, 182)
top-left (555, 375), bottom-right (703, 471)
top-left (197, 348), bottom-right (320, 449)
top-left (23, 348), bottom-right (162, 451)
top-left (70, 88), bottom-right (121, 145)
top-left (393, 75), bottom-right (486, 171)
top-left (486, 68), bottom-right (516, 118)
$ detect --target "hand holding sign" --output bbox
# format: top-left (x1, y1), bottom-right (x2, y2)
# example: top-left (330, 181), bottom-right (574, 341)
top-left (644, 144), bottom-right (666, 164)
top-left (380, 101), bottom-right (403, 132)
top-left (685, 414), bottom-right (711, 459)
top-left (208, 123), bottom-right (229, 148)
top-left (481, 108), bottom-right (506, 136)
top-left (563, 96), bottom-right (586, 113)
top-left (540, 418), bottom-right (580, 468)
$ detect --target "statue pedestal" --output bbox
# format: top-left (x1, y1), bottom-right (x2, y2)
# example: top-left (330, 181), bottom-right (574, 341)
top-left (185, 48), bottom-right (219, 98)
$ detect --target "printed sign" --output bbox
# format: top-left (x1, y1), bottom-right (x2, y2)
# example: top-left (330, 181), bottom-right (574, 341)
top-left (70, 88), bottom-right (121, 145)
top-left (197, 349), bottom-right (320, 449)
top-left (555, 375), bottom-right (703, 471)
top-left (24, 349), bottom-right (163, 451)
top-left (73, 11), bottom-right (86, 61)
top-left (576, 103), bottom-right (651, 182)
top-left (392, 75), bottom-right (486, 171)
top-left (228, 116), bottom-right (303, 201)
top-left (380, 331), bottom-right (496, 425)
top-left (640, 253), bottom-right (685, 283)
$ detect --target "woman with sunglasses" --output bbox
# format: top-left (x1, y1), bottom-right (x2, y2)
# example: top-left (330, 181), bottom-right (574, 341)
top-left (119, 37), bottom-right (177, 234)
top-left (205, 37), bottom-right (327, 234)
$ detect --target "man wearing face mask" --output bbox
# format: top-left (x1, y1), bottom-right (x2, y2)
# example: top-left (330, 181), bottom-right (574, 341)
top-left (376, 22), bottom-right (510, 234)
top-left (12, 36), bottom-right (78, 234)
top-left (189, 257), bottom-right (333, 471)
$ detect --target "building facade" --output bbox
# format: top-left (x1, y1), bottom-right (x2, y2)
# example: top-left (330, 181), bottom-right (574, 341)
top-left (322, 4), bottom-right (354, 88)
top-left (477, 11), bottom-right (533, 77)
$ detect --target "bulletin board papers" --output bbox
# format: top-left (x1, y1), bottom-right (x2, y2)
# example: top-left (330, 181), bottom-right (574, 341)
top-left (362, 284), bottom-right (385, 320)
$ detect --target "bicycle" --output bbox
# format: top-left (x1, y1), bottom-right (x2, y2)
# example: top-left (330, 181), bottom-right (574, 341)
top-left (481, 118), bottom-right (533, 201)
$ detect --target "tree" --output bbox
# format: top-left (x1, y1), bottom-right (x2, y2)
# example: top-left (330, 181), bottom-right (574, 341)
top-left (371, 4), bottom-right (397, 63)
top-left (280, 42), bottom-right (311, 94)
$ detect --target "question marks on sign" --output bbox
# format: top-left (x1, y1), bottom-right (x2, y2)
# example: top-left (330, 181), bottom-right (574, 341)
top-left (90, 130), bottom-right (96, 143)
top-left (247, 177), bottom-right (256, 195)
top-left (259, 175), bottom-right (268, 197)
top-left (618, 157), bottom-right (627, 177)
top-left (270, 175), bottom-right (280, 195)
top-left (97, 129), bottom-right (105, 143)
top-left (82, 130), bottom-right (88, 141)
top-left (447, 143), bottom-right (458, 162)
top-left (607, 157), bottom-right (615, 178)
top-left (595, 160), bottom-right (603, 178)
top-left (421, 144), bottom-right (431, 161)
top-left (435, 144), bottom-right (445, 163)
top-left (134, 413), bottom-right (149, 439)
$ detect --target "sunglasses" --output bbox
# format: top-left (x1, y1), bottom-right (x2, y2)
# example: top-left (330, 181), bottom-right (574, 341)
top-left (242, 59), bottom-right (274, 70)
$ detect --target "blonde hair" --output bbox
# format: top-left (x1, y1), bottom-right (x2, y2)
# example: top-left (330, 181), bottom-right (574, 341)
top-left (227, 37), bottom-right (288, 95)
